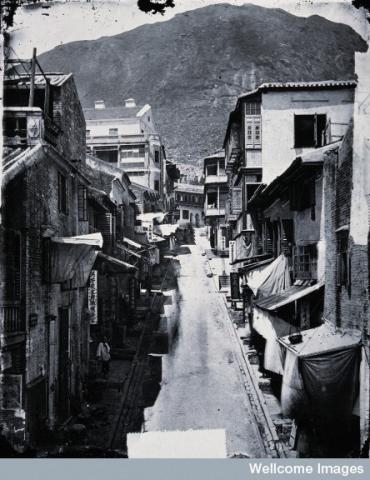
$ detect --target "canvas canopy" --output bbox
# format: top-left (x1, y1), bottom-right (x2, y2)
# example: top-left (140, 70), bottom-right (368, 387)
top-left (256, 280), bottom-right (324, 311)
top-left (50, 233), bottom-right (103, 284)
top-left (97, 252), bottom-right (137, 273)
top-left (244, 254), bottom-right (291, 298)
top-left (278, 323), bottom-right (361, 420)
top-left (123, 236), bottom-right (144, 250)
top-left (252, 307), bottom-right (299, 374)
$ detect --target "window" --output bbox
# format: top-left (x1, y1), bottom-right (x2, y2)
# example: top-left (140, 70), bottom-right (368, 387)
top-left (245, 116), bottom-right (261, 148)
top-left (154, 180), bottom-right (160, 191)
top-left (121, 145), bottom-right (145, 158)
top-left (109, 128), bottom-right (118, 136)
top-left (293, 244), bottom-right (317, 280)
top-left (78, 185), bottom-right (87, 221)
top-left (294, 114), bottom-right (326, 148)
top-left (245, 102), bottom-right (261, 115)
top-left (58, 172), bottom-right (68, 214)
top-left (207, 192), bottom-right (218, 209)
top-left (182, 209), bottom-right (189, 220)
top-left (96, 149), bottom-right (118, 164)
top-left (86, 129), bottom-right (91, 138)
top-left (154, 150), bottom-right (160, 164)
top-left (207, 163), bottom-right (217, 176)
top-left (337, 229), bottom-right (350, 289)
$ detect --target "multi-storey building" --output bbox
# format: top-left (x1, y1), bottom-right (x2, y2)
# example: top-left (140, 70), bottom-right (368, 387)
top-left (84, 98), bottom-right (168, 204)
top-left (203, 150), bottom-right (229, 254)
top-left (224, 80), bottom-right (356, 264)
top-left (174, 183), bottom-right (204, 227)
top-left (1, 70), bottom-right (100, 445)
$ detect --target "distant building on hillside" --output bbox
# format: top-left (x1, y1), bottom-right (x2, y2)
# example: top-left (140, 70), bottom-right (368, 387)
top-left (174, 183), bottom-right (204, 227)
top-left (84, 98), bottom-right (172, 208)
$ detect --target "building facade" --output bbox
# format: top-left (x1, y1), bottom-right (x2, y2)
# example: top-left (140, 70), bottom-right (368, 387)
top-left (174, 183), bottom-right (204, 227)
top-left (203, 151), bottom-right (229, 254)
top-left (85, 99), bottom-right (168, 203)
top-left (223, 81), bottom-right (356, 264)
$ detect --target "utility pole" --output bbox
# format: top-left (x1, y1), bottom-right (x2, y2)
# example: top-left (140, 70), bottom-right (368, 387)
top-left (28, 47), bottom-right (37, 107)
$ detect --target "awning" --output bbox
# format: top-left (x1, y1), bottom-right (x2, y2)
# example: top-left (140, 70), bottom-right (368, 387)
top-left (50, 233), bottom-right (103, 283)
top-left (253, 306), bottom-right (298, 374)
top-left (155, 224), bottom-right (179, 237)
top-left (123, 236), bottom-right (144, 250)
top-left (278, 322), bottom-right (362, 419)
top-left (150, 233), bottom-right (167, 244)
top-left (278, 321), bottom-right (361, 358)
top-left (97, 252), bottom-right (137, 273)
top-left (52, 233), bottom-right (103, 248)
top-left (137, 212), bottom-right (167, 224)
top-left (255, 280), bottom-right (324, 311)
top-left (244, 254), bottom-right (291, 297)
top-left (117, 243), bottom-right (142, 259)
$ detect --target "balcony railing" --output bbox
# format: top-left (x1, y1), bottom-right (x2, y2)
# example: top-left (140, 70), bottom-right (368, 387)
top-left (3, 107), bottom-right (60, 148)
top-left (204, 207), bottom-right (226, 217)
top-left (0, 303), bottom-right (25, 336)
top-left (204, 174), bottom-right (228, 185)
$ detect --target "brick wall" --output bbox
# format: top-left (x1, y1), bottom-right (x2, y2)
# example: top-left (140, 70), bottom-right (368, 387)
top-left (324, 124), bottom-right (369, 331)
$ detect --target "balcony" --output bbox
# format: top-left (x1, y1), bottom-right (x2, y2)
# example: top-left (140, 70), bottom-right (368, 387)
top-left (204, 207), bottom-right (226, 217)
top-left (204, 174), bottom-right (228, 185)
top-left (0, 303), bottom-right (25, 337)
top-left (3, 107), bottom-right (60, 149)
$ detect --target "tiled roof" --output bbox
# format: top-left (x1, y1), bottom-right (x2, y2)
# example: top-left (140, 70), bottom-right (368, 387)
top-left (174, 183), bottom-right (204, 193)
top-left (204, 149), bottom-right (225, 160)
top-left (238, 80), bottom-right (356, 99)
top-left (5, 73), bottom-right (73, 87)
top-left (84, 105), bottom-right (144, 120)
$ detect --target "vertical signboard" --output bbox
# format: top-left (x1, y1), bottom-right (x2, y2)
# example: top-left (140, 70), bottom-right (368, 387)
top-left (148, 223), bottom-right (153, 241)
top-left (229, 240), bottom-right (236, 264)
top-left (129, 277), bottom-right (137, 312)
top-left (88, 269), bottom-right (98, 324)
top-left (230, 271), bottom-right (240, 300)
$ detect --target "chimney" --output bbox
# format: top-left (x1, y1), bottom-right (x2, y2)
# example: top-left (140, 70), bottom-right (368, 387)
top-left (124, 98), bottom-right (136, 108)
top-left (95, 100), bottom-right (105, 110)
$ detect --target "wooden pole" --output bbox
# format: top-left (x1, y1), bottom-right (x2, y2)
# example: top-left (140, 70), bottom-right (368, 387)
top-left (28, 48), bottom-right (37, 107)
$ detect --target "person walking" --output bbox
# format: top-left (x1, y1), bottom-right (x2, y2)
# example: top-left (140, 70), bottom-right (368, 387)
top-left (96, 336), bottom-right (111, 379)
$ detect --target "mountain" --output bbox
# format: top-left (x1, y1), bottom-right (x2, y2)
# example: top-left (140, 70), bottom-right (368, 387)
top-left (38, 3), bottom-right (367, 165)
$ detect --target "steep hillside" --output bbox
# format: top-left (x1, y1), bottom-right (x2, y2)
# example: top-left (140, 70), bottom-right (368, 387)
top-left (39, 3), bottom-right (367, 164)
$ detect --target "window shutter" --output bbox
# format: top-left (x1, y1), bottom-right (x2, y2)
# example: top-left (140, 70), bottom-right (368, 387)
top-left (97, 213), bottom-right (113, 252)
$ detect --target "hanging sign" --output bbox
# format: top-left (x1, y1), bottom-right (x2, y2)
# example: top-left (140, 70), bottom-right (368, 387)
top-left (230, 272), bottom-right (240, 300)
top-left (229, 240), bottom-right (236, 264)
top-left (88, 270), bottom-right (98, 324)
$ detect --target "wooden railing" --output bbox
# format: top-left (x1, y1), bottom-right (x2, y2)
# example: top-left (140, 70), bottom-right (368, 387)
top-left (0, 303), bottom-right (25, 335)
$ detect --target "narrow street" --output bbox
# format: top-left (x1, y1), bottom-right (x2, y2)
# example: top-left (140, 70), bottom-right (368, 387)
top-left (143, 229), bottom-right (266, 457)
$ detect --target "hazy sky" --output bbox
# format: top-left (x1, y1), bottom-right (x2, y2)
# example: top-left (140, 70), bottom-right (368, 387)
top-left (8, 0), bottom-right (369, 59)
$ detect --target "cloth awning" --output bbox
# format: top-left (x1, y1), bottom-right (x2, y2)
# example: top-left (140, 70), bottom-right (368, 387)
top-left (244, 254), bottom-right (291, 297)
top-left (97, 252), bottom-right (137, 273)
top-left (117, 243), bottom-right (142, 259)
top-left (278, 322), bottom-right (362, 420)
top-left (123, 236), bottom-right (144, 250)
top-left (255, 280), bottom-right (324, 311)
top-left (137, 212), bottom-right (167, 224)
top-left (253, 306), bottom-right (299, 374)
top-left (150, 233), bottom-right (167, 244)
top-left (156, 224), bottom-right (179, 237)
top-left (50, 233), bottom-right (103, 284)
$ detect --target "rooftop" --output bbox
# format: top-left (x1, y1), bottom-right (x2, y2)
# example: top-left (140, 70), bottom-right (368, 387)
top-left (238, 80), bottom-right (357, 100)
top-left (5, 72), bottom-right (73, 87)
top-left (84, 105), bottom-right (147, 121)
top-left (174, 183), bottom-right (204, 194)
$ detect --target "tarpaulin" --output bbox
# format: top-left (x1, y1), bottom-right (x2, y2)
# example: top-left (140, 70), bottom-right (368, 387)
top-left (50, 233), bottom-right (103, 283)
top-left (279, 323), bottom-right (362, 420)
top-left (252, 307), bottom-right (298, 374)
top-left (245, 254), bottom-right (291, 298)
top-left (300, 346), bottom-right (361, 420)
